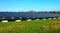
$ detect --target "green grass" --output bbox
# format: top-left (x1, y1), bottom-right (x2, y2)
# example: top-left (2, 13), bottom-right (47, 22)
top-left (0, 19), bottom-right (60, 33)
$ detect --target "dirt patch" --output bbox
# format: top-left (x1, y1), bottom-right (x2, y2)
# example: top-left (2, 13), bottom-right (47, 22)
top-left (0, 24), bottom-right (25, 31)
top-left (0, 26), bottom-right (14, 31)
top-left (16, 24), bottom-right (25, 29)
top-left (41, 25), bottom-right (50, 30)
top-left (41, 21), bottom-right (60, 30)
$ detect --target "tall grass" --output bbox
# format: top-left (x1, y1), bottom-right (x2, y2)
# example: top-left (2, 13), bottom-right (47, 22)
top-left (0, 19), bottom-right (60, 33)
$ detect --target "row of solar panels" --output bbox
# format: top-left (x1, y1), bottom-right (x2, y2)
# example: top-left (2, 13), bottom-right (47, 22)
top-left (0, 12), bottom-right (60, 18)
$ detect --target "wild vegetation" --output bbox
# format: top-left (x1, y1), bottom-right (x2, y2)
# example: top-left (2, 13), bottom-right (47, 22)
top-left (0, 19), bottom-right (60, 33)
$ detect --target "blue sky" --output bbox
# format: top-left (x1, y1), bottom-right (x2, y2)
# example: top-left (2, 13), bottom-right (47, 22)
top-left (0, 0), bottom-right (60, 12)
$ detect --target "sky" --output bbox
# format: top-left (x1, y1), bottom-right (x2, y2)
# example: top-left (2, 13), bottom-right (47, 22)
top-left (0, 0), bottom-right (60, 12)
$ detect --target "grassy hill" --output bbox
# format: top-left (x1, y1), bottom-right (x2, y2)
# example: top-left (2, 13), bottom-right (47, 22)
top-left (0, 19), bottom-right (60, 33)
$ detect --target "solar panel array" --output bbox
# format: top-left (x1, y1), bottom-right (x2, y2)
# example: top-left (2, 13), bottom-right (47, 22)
top-left (0, 12), bottom-right (60, 19)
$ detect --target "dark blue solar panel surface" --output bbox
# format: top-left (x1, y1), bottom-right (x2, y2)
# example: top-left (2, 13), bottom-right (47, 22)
top-left (0, 12), bottom-right (60, 18)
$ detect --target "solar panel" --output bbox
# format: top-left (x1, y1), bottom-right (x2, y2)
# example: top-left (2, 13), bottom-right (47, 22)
top-left (0, 12), bottom-right (60, 19)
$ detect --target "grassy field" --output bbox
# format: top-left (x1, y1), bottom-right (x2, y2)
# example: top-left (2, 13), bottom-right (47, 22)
top-left (0, 19), bottom-right (60, 33)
